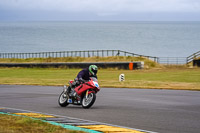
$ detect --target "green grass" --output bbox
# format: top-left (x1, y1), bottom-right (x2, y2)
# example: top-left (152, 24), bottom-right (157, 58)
top-left (0, 67), bottom-right (200, 90)
top-left (0, 114), bottom-right (85, 133)
top-left (0, 56), bottom-right (199, 90)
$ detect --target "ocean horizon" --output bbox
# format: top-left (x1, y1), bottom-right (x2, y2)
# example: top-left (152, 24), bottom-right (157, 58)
top-left (0, 21), bottom-right (199, 57)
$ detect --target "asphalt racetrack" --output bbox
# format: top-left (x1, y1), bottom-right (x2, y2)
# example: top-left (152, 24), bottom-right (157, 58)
top-left (0, 85), bottom-right (200, 133)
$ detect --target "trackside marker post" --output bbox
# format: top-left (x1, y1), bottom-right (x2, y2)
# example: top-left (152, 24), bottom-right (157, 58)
top-left (129, 62), bottom-right (133, 70)
top-left (119, 74), bottom-right (125, 82)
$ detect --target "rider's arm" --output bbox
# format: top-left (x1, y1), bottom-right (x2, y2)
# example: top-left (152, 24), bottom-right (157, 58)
top-left (76, 69), bottom-right (89, 83)
top-left (77, 69), bottom-right (86, 80)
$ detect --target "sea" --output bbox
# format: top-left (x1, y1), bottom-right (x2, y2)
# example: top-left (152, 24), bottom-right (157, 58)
top-left (0, 21), bottom-right (200, 57)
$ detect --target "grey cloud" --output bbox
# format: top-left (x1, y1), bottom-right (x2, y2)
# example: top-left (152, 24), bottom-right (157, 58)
top-left (1, 0), bottom-right (200, 12)
top-left (0, 0), bottom-right (200, 21)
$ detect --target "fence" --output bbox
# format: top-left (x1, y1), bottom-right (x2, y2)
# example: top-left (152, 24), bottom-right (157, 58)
top-left (0, 50), bottom-right (159, 62)
top-left (3, 50), bottom-right (199, 65)
top-left (158, 57), bottom-right (187, 65)
top-left (186, 51), bottom-right (200, 64)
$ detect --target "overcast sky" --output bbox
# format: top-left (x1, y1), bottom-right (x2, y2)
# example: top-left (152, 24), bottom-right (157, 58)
top-left (0, 0), bottom-right (200, 21)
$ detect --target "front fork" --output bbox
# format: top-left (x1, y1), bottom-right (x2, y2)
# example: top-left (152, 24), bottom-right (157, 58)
top-left (85, 90), bottom-right (95, 99)
top-left (63, 85), bottom-right (68, 98)
top-left (86, 90), bottom-right (89, 99)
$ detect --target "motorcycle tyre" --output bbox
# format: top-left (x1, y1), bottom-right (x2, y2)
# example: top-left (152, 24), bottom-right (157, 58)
top-left (58, 91), bottom-right (69, 107)
top-left (82, 92), bottom-right (96, 109)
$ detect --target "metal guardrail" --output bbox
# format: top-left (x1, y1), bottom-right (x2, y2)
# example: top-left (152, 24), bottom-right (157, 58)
top-left (158, 51), bottom-right (200, 65)
top-left (187, 51), bottom-right (200, 64)
top-left (0, 50), bottom-right (159, 63)
top-left (158, 57), bottom-right (187, 65)
top-left (3, 50), bottom-right (199, 65)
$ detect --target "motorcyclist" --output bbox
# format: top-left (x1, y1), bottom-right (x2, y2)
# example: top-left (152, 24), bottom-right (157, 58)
top-left (67, 65), bottom-right (98, 97)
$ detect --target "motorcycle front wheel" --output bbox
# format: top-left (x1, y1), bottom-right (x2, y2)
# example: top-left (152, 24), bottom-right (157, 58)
top-left (58, 91), bottom-right (69, 107)
top-left (82, 92), bottom-right (96, 109)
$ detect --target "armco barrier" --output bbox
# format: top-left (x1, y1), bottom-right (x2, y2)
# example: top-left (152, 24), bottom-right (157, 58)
top-left (0, 62), bottom-right (144, 69)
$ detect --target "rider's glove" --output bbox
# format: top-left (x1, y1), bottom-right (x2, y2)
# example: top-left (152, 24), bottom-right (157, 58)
top-left (72, 78), bottom-right (78, 85)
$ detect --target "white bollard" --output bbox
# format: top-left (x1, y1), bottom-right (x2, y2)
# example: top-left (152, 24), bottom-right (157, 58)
top-left (141, 61), bottom-right (144, 69)
top-left (119, 74), bottom-right (125, 82)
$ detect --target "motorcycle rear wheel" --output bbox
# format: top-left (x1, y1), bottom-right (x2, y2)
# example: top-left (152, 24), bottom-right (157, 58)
top-left (58, 91), bottom-right (69, 107)
top-left (82, 92), bottom-right (96, 109)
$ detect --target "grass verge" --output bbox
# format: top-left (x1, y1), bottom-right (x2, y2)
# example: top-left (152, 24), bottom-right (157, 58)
top-left (0, 56), bottom-right (160, 68)
top-left (0, 67), bottom-right (199, 90)
top-left (0, 113), bottom-right (85, 133)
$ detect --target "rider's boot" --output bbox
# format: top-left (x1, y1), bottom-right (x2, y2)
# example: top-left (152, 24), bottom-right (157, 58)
top-left (66, 86), bottom-right (71, 94)
top-left (69, 89), bottom-right (77, 97)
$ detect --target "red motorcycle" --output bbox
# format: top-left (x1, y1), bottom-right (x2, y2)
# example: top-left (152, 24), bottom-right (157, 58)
top-left (58, 77), bottom-right (100, 109)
